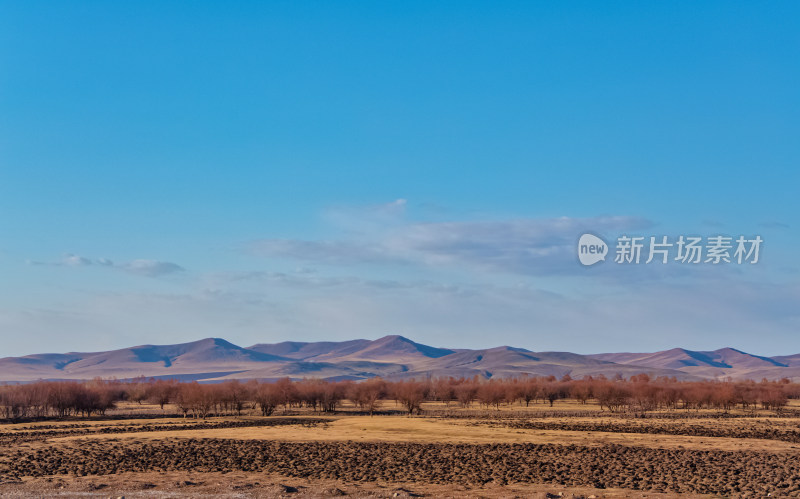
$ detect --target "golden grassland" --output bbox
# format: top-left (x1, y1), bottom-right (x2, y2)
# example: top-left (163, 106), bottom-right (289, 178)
top-left (9, 398), bottom-right (800, 452)
top-left (41, 413), bottom-right (800, 454)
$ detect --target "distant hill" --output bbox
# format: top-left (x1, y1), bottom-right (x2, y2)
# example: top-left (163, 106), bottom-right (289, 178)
top-left (588, 347), bottom-right (792, 380)
top-left (248, 339), bottom-right (372, 360)
top-left (1, 336), bottom-right (798, 383)
top-left (0, 338), bottom-right (289, 381)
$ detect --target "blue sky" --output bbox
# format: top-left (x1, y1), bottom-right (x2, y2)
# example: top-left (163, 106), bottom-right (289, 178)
top-left (1, 2), bottom-right (798, 356)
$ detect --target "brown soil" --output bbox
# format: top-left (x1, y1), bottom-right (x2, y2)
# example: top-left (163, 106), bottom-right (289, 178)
top-left (0, 470), bottom-right (708, 498)
top-left (482, 416), bottom-right (800, 443)
top-left (1, 438), bottom-right (797, 496)
top-left (3, 403), bottom-right (800, 498)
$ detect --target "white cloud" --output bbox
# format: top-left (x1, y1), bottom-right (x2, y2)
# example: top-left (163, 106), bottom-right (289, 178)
top-left (4, 270), bottom-right (798, 357)
top-left (122, 259), bottom-right (185, 277)
top-left (26, 254), bottom-right (184, 277)
top-left (62, 254), bottom-right (93, 267)
top-left (248, 215), bottom-right (653, 276)
top-left (11, 205), bottom-right (795, 357)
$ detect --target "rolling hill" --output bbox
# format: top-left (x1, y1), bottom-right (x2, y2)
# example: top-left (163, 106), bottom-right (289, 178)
top-left (589, 347), bottom-right (794, 381)
top-left (0, 336), bottom-right (798, 383)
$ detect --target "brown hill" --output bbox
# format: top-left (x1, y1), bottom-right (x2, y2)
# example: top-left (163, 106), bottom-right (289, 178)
top-left (0, 336), bottom-right (796, 383)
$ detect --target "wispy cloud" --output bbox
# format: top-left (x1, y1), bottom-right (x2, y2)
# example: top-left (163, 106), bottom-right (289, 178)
top-left (249, 240), bottom-right (395, 265)
top-left (61, 254), bottom-right (93, 267)
top-left (27, 254), bottom-right (185, 277)
top-left (121, 259), bottom-right (185, 277)
top-left (8, 267), bottom-right (795, 356)
top-left (11, 203), bottom-right (793, 356)
top-left (204, 269), bottom-right (485, 297)
top-left (759, 221), bottom-right (790, 229)
top-left (248, 215), bottom-right (654, 276)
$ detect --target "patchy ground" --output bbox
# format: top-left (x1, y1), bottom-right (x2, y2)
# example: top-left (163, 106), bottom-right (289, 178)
top-left (0, 470), bottom-right (713, 498)
top-left (2, 401), bottom-right (800, 497)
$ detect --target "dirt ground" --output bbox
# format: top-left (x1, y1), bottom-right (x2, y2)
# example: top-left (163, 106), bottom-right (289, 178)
top-left (0, 471), bottom-right (710, 498)
top-left (2, 400), bottom-right (799, 498)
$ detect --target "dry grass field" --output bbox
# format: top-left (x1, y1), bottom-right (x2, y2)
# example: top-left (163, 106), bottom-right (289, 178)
top-left (2, 400), bottom-right (800, 497)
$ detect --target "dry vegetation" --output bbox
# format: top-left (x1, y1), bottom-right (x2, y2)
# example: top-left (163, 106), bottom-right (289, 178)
top-left (2, 376), bottom-right (800, 497)
top-left (3, 374), bottom-right (798, 420)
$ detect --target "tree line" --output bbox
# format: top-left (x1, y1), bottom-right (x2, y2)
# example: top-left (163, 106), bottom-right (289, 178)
top-left (1, 374), bottom-right (797, 420)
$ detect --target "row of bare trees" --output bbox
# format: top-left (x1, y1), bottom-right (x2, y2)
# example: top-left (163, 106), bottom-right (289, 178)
top-left (1, 374), bottom-right (797, 420)
top-left (0, 380), bottom-right (125, 419)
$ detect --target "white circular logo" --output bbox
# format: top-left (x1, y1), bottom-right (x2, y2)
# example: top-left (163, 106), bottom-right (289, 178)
top-left (578, 233), bottom-right (608, 266)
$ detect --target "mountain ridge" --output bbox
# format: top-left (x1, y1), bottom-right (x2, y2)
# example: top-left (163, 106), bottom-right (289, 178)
top-left (1, 336), bottom-right (798, 383)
